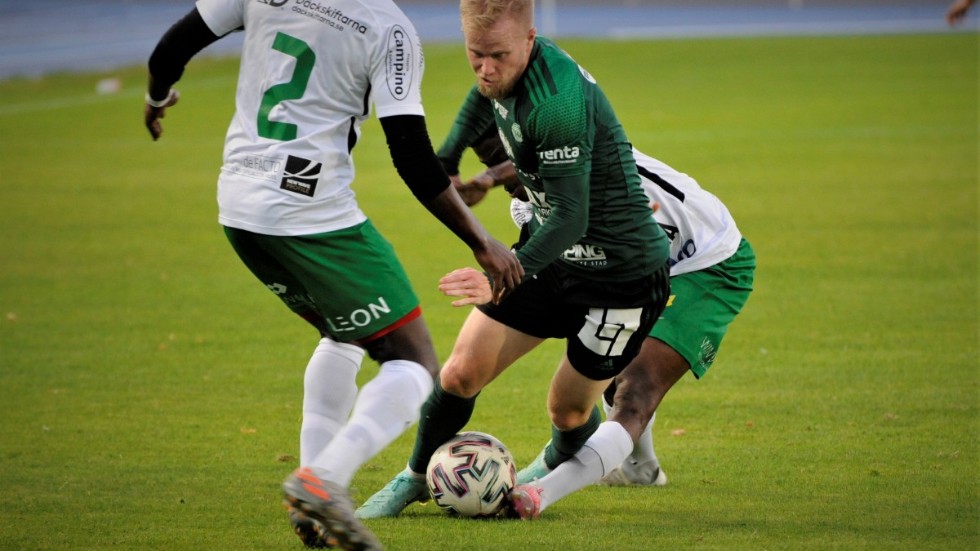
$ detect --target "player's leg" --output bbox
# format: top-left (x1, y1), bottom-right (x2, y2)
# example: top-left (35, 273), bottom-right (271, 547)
top-left (599, 337), bottom-right (688, 486)
top-left (271, 221), bottom-right (435, 549)
top-left (513, 359), bottom-right (638, 517)
top-left (225, 226), bottom-right (362, 462)
top-left (510, 264), bottom-right (671, 518)
top-left (301, 337), bottom-right (364, 466)
top-left (356, 308), bottom-right (543, 519)
top-left (410, 308), bottom-right (543, 471)
top-left (512, 358), bottom-right (637, 519)
top-left (602, 238), bottom-right (756, 486)
top-left (287, 221), bottom-right (438, 479)
top-left (224, 226), bottom-right (367, 547)
top-left (516, 262), bottom-right (671, 485)
top-left (357, 264), bottom-right (571, 519)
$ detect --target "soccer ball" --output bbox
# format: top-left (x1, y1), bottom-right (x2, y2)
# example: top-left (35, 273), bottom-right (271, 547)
top-left (425, 431), bottom-right (517, 517)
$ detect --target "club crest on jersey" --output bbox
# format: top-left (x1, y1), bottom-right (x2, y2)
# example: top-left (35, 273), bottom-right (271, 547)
top-left (511, 123), bottom-right (523, 143)
top-left (280, 155), bottom-right (321, 197)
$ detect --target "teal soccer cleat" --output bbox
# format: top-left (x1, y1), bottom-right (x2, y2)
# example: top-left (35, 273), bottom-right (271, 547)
top-left (355, 468), bottom-right (429, 519)
top-left (515, 448), bottom-right (552, 485)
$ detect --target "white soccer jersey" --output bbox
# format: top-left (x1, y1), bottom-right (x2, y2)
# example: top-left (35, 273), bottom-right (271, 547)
top-left (511, 150), bottom-right (742, 276)
top-left (196, 0), bottom-right (426, 235)
top-left (631, 149), bottom-right (742, 276)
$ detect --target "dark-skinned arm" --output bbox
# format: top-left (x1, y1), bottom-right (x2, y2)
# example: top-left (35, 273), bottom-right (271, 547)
top-left (380, 114), bottom-right (523, 300)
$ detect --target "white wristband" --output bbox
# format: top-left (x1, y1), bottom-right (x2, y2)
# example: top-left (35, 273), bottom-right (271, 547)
top-left (145, 89), bottom-right (176, 108)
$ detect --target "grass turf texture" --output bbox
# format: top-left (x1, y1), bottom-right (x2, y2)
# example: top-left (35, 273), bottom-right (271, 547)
top-left (0, 33), bottom-right (976, 550)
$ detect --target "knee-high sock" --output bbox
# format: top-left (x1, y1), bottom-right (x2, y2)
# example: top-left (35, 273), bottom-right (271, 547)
top-left (544, 404), bottom-right (601, 468)
top-left (537, 421), bottom-right (633, 512)
top-left (300, 338), bottom-right (363, 466)
top-left (310, 360), bottom-right (433, 487)
top-left (407, 378), bottom-right (477, 475)
top-left (602, 395), bottom-right (659, 467)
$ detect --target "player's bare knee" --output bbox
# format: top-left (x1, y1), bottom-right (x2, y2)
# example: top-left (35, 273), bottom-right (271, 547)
top-left (548, 406), bottom-right (593, 431)
top-left (438, 364), bottom-right (482, 398)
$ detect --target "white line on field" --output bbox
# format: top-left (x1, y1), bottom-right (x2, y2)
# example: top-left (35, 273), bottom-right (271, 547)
top-left (0, 76), bottom-right (233, 117)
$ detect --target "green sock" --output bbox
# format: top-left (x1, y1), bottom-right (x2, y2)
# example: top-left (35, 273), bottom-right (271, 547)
top-left (544, 404), bottom-right (601, 469)
top-left (408, 378), bottom-right (478, 474)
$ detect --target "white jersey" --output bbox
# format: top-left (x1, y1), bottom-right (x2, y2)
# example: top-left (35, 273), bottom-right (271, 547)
top-left (197, 0), bottom-right (426, 235)
top-left (511, 149), bottom-right (742, 276)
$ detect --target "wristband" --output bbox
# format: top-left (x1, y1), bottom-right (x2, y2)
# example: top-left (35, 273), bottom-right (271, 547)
top-left (145, 89), bottom-right (176, 108)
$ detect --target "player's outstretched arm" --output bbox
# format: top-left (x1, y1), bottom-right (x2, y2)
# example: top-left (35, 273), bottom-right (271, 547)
top-left (380, 115), bottom-right (524, 301)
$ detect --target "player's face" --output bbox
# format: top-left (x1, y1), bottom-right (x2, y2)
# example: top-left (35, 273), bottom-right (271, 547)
top-left (464, 15), bottom-right (535, 100)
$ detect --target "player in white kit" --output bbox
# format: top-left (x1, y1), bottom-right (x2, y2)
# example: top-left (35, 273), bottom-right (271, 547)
top-left (144, 1), bottom-right (522, 547)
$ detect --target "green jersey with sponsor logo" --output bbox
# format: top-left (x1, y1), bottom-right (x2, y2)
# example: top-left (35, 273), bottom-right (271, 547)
top-left (440, 37), bottom-right (667, 281)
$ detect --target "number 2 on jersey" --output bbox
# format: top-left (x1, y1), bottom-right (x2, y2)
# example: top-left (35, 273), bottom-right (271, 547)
top-left (258, 32), bottom-right (314, 141)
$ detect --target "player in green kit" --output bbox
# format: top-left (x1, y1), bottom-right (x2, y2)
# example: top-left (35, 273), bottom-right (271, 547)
top-left (357, 0), bottom-right (671, 520)
top-left (447, 133), bottom-right (756, 512)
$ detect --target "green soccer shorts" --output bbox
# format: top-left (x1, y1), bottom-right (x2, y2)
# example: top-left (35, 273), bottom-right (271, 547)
top-left (653, 238), bottom-right (755, 378)
top-left (224, 221), bottom-right (421, 343)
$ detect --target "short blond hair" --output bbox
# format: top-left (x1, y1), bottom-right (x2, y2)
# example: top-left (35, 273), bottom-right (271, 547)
top-left (460, 0), bottom-right (534, 34)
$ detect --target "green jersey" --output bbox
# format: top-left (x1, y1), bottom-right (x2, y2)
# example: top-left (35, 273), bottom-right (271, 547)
top-left (439, 37), bottom-right (668, 282)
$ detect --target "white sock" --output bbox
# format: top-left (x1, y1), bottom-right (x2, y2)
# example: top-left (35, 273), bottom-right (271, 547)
top-left (603, 395), bottom-right (659, 467)
top-left (300, 338), bottom-right (364, 466)
top-left (310, 360), bottom-right (433, 487)
top-left (629, 411), bottom-right (659, 467)
top-left (536, 421), bottom-right (633, 512)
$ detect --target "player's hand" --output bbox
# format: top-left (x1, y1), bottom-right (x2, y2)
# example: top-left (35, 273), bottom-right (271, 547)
top-left (439, 267), bottom-right (493, 306)
top-left (453, 172), bottom-right (493, 207)
top-left (472, 239), bottom-right (523, 304)
top-left (144, 89), bottom-right (180, 141)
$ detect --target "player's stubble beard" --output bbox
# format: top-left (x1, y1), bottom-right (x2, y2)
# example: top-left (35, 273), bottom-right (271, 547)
top-left (476, 76), bottom-right (517, 101)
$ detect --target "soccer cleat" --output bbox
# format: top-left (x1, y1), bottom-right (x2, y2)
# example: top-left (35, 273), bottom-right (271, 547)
top-left (508, 484), bottom-right (542, 520)
top-left (354, 468), bottom-right (429, 519)
top-left (287, 506), bottom-right (337, 549)
top-left (282, 467), bottom-right (383, 551)
top-left (598, 461), bottom-right (668, 487)
top-left (515, 448), bottom-right (551, 485)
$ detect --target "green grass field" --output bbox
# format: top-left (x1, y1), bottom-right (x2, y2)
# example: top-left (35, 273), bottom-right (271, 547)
top-left (1, 33), bottom-right (976, 550)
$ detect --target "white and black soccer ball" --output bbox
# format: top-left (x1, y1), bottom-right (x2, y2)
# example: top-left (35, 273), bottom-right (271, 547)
top-left (425, 431), bottom-right (517, 518)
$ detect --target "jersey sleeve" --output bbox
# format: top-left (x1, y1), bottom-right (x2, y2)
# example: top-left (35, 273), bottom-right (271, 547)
top-left (527, 81), bottom-right (592, 179)
top-left (195, 0), bottom-right (245, 36)
top-left (437, 86), bottom-right (496, 175)
top-left (514, 71), bottom-right (594, 277)
top-left (369, 19), bottom-right (426, 119)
